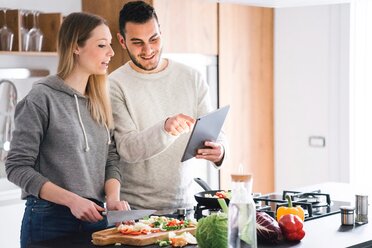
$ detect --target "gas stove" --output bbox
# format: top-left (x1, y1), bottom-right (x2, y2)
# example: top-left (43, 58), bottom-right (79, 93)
top-left (194, 190), bottom-right (351, 221)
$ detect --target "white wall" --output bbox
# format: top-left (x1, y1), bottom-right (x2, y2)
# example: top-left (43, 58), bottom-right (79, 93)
top-left (274, 4), bottom-right (350, 191)
top-left (0, 0), bottom-right (81, 15)
top-left (349, 0), bottom-right (372, 193)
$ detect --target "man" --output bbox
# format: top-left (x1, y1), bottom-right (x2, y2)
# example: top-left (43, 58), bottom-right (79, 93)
top-left (109, 0), bottom-right (228, 210)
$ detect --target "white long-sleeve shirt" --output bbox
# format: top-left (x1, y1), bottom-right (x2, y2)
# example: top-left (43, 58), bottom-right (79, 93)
top-left (109, 60), bottom-right (227, 210)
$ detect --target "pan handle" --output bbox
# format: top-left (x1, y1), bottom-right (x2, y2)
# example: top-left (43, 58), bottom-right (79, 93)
top-left (194, 177), bottom-right (213, 191)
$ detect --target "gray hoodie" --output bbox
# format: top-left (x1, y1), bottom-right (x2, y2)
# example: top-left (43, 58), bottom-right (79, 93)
top-left (5, 75), bottom-right (121, 202)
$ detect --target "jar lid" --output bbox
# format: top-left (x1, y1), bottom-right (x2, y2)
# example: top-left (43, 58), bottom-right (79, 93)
top-left (340, 206), bottom-right (355, 213)
top-left (231, 174), bottom-right (252, 182)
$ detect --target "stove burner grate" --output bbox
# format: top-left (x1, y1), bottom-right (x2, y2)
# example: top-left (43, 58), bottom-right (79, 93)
top-left (194, 190), bottom-right (351, 221)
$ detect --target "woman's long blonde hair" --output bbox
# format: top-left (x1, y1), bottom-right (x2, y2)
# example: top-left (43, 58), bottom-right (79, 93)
top-left (57, 12), bottom-right (113, 128)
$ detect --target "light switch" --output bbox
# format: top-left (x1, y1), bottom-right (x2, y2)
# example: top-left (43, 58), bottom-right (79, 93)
top-left (309, 136), bottom-right (325, 147)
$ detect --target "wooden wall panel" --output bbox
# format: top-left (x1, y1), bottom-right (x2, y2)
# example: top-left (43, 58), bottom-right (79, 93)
top-left (219, 4), bottom-right (274, 193)
top-left (82, 0), bottom-right (217, 72)
top-left (153, 0), bottom-right (218, 55)
top-left (82, 0), bottom-right (152, 73)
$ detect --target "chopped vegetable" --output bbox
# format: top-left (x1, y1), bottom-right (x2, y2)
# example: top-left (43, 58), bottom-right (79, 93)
top-left (278, 214), bottom-right (305, 241)
top-left (276, 195), bottom-right (305, 221)
top-left (170, 236), bottom-right (188, 247)
top-left (156, 232), bottom-right (197, 247)
top-left (217, 198), bottom-right (229, 214)
top-left (156, 240), bottom-right (171, 247)
top-left (205, 190), bottom-right (230, 199)
top-left (256, 211), bottom-right (283, 244)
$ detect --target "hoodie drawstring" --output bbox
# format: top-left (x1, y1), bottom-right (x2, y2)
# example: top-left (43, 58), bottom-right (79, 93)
top-left (74, 94), bottom-right (111, 152)
top-left (74, 95), bottom-right (90, 152)
top-left (104, 123), bottom-right (111, 145)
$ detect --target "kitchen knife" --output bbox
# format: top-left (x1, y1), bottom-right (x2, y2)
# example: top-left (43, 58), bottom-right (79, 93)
top-left (102, 209), bottom-right (156, 224)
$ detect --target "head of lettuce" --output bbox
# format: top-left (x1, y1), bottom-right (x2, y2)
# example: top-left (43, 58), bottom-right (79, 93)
top-left (196, 213), bottom-right (228, 248)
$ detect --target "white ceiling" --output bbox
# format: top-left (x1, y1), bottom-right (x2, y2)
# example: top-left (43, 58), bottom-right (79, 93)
top-left (216, 0), bottom-right (351, 8)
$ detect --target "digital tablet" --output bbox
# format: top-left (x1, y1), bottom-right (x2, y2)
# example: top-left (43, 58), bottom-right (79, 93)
top-left (181, 105), bottom-right (230, 162)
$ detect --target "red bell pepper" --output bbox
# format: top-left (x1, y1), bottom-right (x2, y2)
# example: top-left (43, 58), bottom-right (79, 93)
top-left (278, 214), bottom-right (305, 241)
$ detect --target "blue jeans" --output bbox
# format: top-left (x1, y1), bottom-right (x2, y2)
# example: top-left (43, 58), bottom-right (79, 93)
top-left (21, 196), bottom-right (107, 248)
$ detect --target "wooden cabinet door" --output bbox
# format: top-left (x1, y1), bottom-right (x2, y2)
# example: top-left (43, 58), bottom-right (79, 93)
top-left (82, 0), bottom-right (136, 73)
top-left (82, 0), bottom-right (217, 72)
top-left (218, 4), bottom-right (274, 193)
top-left (153, 0), bottom-right (217, 55)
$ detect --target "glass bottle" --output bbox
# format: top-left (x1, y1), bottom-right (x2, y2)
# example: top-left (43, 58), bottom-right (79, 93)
top-left (228, 174), bottom-right (257, 248)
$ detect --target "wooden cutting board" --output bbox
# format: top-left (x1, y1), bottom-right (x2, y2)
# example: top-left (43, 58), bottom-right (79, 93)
top-left (91, 227), bottom-right (196, 246)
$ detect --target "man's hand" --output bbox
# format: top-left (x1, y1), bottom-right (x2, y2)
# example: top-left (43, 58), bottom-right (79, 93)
top-left (106, 199), bottom-right (131, 211)
top-left (106, 199), bottom-right (133, 226)
top-left (196, 141), bottom-right (224, 164)
top-left (164, 114), bottom-right (195, 136)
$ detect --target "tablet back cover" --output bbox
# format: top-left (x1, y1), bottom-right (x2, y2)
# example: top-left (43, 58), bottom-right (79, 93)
top-left (181, 105), bottom-right (230, 162)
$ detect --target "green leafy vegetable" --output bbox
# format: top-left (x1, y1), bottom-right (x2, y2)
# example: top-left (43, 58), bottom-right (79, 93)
top-left (217, 198), bottom-right (229, 214)
top-left (156, 240), bottom-right (171, 247)
top-left (196, 213), bottom-right (228, 248)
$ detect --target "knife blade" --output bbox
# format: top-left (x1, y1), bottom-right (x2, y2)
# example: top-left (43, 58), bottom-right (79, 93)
top-left (102, 209), bottom-right (156, 224)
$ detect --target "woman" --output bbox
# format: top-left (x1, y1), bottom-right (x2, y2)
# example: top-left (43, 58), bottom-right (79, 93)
top-left (5, 12), bottom-right (129, 248)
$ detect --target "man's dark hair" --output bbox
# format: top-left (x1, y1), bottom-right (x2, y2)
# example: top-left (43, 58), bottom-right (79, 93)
top-left (119, 1), bottom-right (159, 38)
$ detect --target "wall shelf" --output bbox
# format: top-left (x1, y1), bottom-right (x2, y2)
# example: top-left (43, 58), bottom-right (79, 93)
top-left (0, 51), bottom-right (57, 56)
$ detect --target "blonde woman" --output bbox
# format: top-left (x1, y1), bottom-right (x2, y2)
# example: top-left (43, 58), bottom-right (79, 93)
top-left (5, 12), bottom-right (129, 248)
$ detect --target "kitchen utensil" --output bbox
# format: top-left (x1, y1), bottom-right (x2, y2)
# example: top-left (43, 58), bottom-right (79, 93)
top-left (194, 177), bottom-right (230, 208)
top-left (194, 177), bottom-right (212, 191)
top-left (92, 226), bottom-right (196, 246)
top-left (102, 209), bottom-right (156, 225)
top-left (355, 194), bottom-right (368, 224)
top-left (0, 79), bottom-right (17, 161)
top-left (340, 206), bottom-right (355, 225)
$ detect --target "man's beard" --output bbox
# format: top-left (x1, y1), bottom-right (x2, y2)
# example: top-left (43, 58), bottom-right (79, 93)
top-left (126, 49), bottom-right (162, 71)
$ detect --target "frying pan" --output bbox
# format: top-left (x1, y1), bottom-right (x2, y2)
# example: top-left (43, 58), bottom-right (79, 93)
top-left (193, 178), bottom-right (230, 209)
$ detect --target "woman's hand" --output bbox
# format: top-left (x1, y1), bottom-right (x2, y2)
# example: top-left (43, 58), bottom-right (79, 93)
top-left (39, 181), bottom-right (105, 223)
top-left (68, 196), bottom-right (105, 223)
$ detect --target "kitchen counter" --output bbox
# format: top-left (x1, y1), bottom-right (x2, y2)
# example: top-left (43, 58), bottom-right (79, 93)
top-left (28, 182), bottom-right (371, 248)
top-left (260, 182), bottom-right (372, 248)
top-left (260, 211), bottom-right (371, 248)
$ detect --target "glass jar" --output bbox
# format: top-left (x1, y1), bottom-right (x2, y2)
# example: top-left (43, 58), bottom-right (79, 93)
top-left (228, 174), bottom-right (257, 248)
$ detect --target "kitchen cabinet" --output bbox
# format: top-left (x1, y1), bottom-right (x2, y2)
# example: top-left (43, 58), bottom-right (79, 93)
top-left (0, 179), bottom-right (24, 248)
top-left (81, 0), bottom-right (218, 73)
top-left (218, 4), bottom-right (274, 194)
top-left (274, 4), bottom-right (350, 191)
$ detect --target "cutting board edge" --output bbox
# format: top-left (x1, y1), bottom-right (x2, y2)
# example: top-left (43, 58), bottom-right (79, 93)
top-left (92, 227), bottom-right (196, 246)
